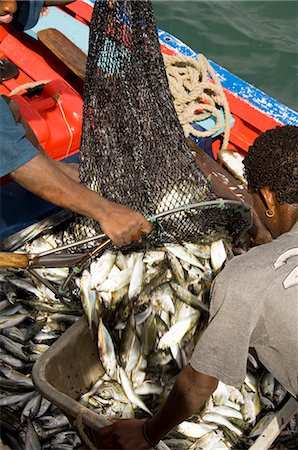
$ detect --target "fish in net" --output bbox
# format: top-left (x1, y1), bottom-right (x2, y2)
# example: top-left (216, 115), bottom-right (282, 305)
top-left (65, 0), bottom-right (250, 247)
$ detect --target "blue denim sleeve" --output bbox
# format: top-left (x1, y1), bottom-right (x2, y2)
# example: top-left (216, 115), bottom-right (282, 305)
top-left (11, 0), bottom-right (44, 31)
top-left (0, 97), bottom-right (39, 177)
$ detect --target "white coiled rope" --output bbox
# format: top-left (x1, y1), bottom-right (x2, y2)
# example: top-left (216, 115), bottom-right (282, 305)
top-left (164, 54), bottom-right (231, 149)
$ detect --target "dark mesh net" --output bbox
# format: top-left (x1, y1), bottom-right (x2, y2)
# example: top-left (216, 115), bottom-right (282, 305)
top-left (67, 0), bottom-right (249, 246)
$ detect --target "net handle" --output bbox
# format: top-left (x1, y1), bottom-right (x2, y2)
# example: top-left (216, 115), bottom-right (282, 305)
top-left (147, 198), bottom-right (251, 223)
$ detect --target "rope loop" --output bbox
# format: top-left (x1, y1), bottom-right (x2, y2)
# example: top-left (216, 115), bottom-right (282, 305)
top-left (73, 410), bottom-right (98, 450)
top-left (164, 53), bottom-right (231, 149)
top-left (9, 80), bottom-right (50, 96)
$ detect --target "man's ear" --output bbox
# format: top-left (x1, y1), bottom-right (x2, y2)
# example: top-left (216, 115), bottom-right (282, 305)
top-left (259, 187), bottom-right (277, 211)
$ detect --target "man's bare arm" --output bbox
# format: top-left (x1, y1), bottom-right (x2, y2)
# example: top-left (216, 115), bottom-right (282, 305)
top-left (146, 366), bottom-right (218, 443)
top-left (10, 154), bottom-right (152, 246)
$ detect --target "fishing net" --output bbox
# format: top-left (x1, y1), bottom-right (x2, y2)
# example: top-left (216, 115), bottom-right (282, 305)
top-left (66, 0), bottom-right (249, 246)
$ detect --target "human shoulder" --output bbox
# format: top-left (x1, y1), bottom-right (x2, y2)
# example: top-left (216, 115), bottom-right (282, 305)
top-left (0, 96), bottom-right (39, 177)
top-left (11, 0), bottom-right (44, 31)
top-left (212, 224), bottom-right (298, 308)
top-left (219, 225), bottom-right (297, 281)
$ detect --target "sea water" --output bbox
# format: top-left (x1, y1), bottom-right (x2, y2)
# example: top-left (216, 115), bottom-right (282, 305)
top-left (153, 0), bottom-right (297, 111)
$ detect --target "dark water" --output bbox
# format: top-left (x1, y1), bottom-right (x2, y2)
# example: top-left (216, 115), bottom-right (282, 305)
top-left (153, 1), bottom-right (298, 111)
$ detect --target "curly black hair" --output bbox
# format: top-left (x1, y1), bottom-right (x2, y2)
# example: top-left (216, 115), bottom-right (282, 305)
top-left (243, 125), bottom-right (298, 204)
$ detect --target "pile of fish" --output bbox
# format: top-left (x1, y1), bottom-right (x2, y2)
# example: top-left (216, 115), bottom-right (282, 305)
top-left (0, 235), bottom-right (83, 449)
top-left (77, 240), bottom-right (294, 449)
top-left (0, 233), bottom-right (296, 449)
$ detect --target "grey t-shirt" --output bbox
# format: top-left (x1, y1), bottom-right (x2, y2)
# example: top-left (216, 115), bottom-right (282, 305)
top-left (190, 222), bottom-right (298, 398)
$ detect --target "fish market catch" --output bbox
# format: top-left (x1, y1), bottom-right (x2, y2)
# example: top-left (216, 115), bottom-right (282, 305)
top-left (0, 233), bottom-right (294, 449)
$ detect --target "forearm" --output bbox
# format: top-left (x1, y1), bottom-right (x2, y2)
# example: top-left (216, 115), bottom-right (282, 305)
top-left (146, 365), bottom-right (218, 443)
top-left (10, 154), bottom-right (105, 222)
top-left (20, 124), bottom-right (80, 182)
top-left (53, 161), bottom-right (80, 182)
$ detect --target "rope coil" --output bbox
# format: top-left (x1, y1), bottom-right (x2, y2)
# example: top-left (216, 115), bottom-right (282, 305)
top-left (164, 54), bottom-right (231, 149)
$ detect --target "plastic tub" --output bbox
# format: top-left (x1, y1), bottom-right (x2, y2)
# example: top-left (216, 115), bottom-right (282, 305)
top-left (32, 317), bottom-right (170, 450)
top-left (32, 317), bottom-right (298, 450)
top-left (32, 317), bottom-right (110, 449)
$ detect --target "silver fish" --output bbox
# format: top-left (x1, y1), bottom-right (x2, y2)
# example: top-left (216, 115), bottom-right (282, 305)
top-left (0, 391), bottom-right (35, 406)
top-left (25, 419), bottom-right (41, 450)
top-left (134, 382), bottom-right (163, 396)
top-left (22, 394), bottom-right (42, 420)
top-left (116, 251), bottom-right (128, 270)
top-left (261, 372), bottom-right (275, 400)
top-left (151, 283), bottom-right (175, 314)
top-left (80, 270), bottom-right (97, 336)
top-left (167, 252), bottom-right (185, 286)
top-left (211, 405), bottom-right (243, 421)
top-left (97, 319), bottom-right (117, 378)
top-left (183, 242), bottom-right (211, 259)
top-left (141, 315), bottom-right (156, 356)
top-left (241, 387), bottom-right (256, 424)
top-left (0, 365), bottom-right (33, 387)
top-left (36, 397), bottom-right (52, 418)
top-left (165, 244), bottom-right (206, 270)
top-left (119, 367), bottom-right (152, 416)
top-left (158, 314), bottom-right (197, 349)
top-left (99, 267), bottom-right (132, 292)
top-left (0, 313), bottom-right (28, 329)
top-left (210, 240), bottom-right (227, 272)
top-left (171, 282), bottom-right (209, 312)
top-left (177, 421), bottom-right (218, 438)
top-left (40, 414), bottom-right (70, 429)
top-left (0, 335), bottom-right (29, 361)
top-left (8, 277), bottom-right (42, 298)
top-left (128, 253), bottom-right (144, 300)
top-left (90, 251), bottom-right (117, 288)
top-left (203, 412), bottom-right (243, 436)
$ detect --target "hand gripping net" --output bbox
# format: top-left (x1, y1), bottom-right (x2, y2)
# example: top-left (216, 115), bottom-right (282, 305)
top-left (67, 0), bottom-right (249, 246)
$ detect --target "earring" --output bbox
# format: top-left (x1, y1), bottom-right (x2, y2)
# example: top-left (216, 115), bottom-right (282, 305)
top-left (265, 209), bottom-right (274, 218)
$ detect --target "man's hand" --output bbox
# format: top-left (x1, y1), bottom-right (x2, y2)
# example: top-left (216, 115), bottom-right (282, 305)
top-left (97, 200), bottom-right (152, 247)
top-left (95, 367), bottom-right (218, 450)
top-left (96, 419), bottom-right (150, 450)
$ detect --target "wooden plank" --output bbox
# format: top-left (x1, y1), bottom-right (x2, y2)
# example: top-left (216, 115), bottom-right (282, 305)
top-left (249, 397), bottom-right (298, 450)
top-left (188, 139), bottom-right (272, 244)
top-left (28, 6), bottom-right (90, 54)
top-left (37, 29), bottom-right (87, 80)
top-left (188, 138), bottom-right (250, 204)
